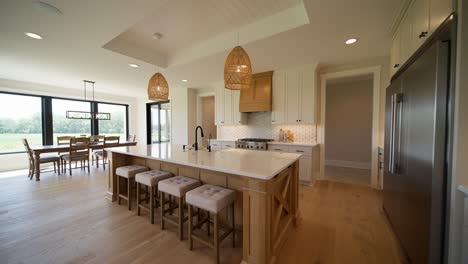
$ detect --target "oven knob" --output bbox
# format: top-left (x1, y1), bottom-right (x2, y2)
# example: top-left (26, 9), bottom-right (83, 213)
top-left (256, 146), bottom-right (259, 149)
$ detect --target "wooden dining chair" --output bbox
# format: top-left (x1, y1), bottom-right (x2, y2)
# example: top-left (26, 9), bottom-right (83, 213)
top-left (90, 135), bottom-right (105, 165)
top-left (127, 134), bottom-right (136, 142)
top-left (93, 136), bottom-right (119, 170)
top-left (62, 137), bottom-right (91, 176)
top-left (22, 139), bottom-right (61, 179)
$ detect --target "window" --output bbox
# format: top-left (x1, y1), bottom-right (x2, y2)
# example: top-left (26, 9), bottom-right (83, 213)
top-left (97, 103), bottom-right (127, 140)
top-left (0, 93), bottom-right (42, 153)
top-left (52, 99), bottom-right (92, 143)
top-left (147, 101), bottom-right (171, 143)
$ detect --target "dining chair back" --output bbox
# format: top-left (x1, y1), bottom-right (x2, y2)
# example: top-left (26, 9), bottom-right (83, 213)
top-left (127, 134), bottom-right (136, 142)
top-left (22, 138), bottom-right (34, 161)
top-left (104, 136), bottom-right (120, 148)
top-left (62, 137), bottom-right (91, 175)
top-left (90, 135), bottom-right (105, 143)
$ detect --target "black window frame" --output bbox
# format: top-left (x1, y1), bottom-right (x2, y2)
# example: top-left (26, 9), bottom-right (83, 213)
top-left (146, 101), bottom-right (170, 144)
top-left (0, 91), bottom-right (129, 155)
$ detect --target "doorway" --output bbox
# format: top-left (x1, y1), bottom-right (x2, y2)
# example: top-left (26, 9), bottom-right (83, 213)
top-left (324, 75), bottom-right (373, 186)
top-left (196, 94), bottom-right (216, 146)
top-left (146, 101), bottom-right (171, 144)
top-left (320, 66), bottom-right (382, 189)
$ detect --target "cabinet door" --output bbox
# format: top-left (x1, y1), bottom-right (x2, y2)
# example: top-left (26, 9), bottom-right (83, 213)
top-left (430, 0), bottom-right (452, 35)
top-left (285, 69), bottom-right (300, 123)
top-left (272, 71), bottom-right (286, 124)
top-left (298, 155), bottom-right (312, 182)
top-left (223, 89), bottom-right (233, 125)
top-left (215, 86), bottom-right (225, 125)
top-left (400, 12), bottom-right (413, 64)
top-left (231, 90), bottom-right (246, 125)
top-left (390, 28), bottom-right (402, 76)
top-left (300, 65), bottom-right (315, 123)
top-left (410, 0), bottom-right (430, 50)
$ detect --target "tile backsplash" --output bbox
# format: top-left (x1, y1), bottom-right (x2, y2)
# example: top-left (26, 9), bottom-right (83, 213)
top-left (217, 112), bottom-right (317, 143)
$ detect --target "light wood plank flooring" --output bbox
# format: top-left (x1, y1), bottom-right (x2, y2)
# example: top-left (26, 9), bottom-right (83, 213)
top-left (0, 167), bottom-right (402, 264)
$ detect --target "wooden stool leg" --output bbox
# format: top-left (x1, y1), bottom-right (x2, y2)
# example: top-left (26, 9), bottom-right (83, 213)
top-left (188, 205), bottom-right (193, 250)
top-left (127, 178), bottom-right (132, 211)
top-left (69, 160), bottom-right (72, 176)
top-left (214, 213), bottom-right (220, 264)
top-left (231, 204), bottom-right (235, 248)
top-left (150, 186), bottom-right (154, 224)
top-left (178, 197), bottom-right (184, 240)
top-left (207, 212), bottom-right (210, 236)
top-left (161, 192), bottom-right (165, 230)
top-left (54, 161), bottom-right (56, 173)
top-left (117, 176), bottom-right (121, 205)
top-left (136, 182), bottom-right (140, 216)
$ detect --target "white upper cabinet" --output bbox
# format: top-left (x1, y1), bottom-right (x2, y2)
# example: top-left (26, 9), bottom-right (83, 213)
top-left (389, 0), bottom-right (452, 78)
top-left (215, 85), bottom-right (245, 126)
top-left (272, 64), bottom-right (317, 124)
top-left (271, 71), bottom-right (286, 124)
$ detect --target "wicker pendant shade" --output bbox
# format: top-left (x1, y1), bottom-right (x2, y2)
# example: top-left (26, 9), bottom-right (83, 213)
top-left (148, 72), bottom-right (169, 101)
top-left (224, 46), bottom-right (252, 90)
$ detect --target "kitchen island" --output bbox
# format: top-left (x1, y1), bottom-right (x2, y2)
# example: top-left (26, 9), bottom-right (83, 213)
top-left (106, 143), bottom-right (301, 264)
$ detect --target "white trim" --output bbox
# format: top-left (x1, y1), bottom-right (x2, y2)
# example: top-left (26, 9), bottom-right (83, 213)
top-left (325, 160), bottom-right (371, 170)
top-left (319, 66), bottom-right (382, 189)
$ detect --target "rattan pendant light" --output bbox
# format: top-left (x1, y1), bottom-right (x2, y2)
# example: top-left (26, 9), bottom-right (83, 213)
top-left (148, 72), bottom-right (169, 101)
top-left (224, 41), bottom-right (252, 90)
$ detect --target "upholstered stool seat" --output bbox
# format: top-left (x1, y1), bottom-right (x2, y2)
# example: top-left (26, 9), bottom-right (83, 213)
top-left (158, 176), bottom-right (200, 198)
top-left (158, 176), bottom-right (201, 240)
top-left (116, 165), bottom-right (149, 211)
top-left (186, 184), bottom-right (237, 264)
top-left (135, 170), bottom-right (172, 224)
top-left (186, 184), bottom-right (236, 213)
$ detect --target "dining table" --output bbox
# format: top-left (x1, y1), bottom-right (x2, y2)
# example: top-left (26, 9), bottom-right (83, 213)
top-left (30, 141), bottom-right (137, 181)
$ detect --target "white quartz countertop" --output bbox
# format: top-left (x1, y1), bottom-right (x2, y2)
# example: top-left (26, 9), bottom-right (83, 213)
top-left (458, 185), bottom-right (468, 196)
top-left (107, 143), bottom-right (301, 180)
top-left (268, 141), bottom-right (316, 147)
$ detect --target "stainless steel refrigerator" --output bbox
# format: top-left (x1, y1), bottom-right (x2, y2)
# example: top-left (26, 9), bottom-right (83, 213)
top-left (383, 20), bottom-right (454, 263)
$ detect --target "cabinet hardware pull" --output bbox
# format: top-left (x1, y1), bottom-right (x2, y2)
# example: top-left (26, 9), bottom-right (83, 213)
top-left (274, 149), bottom-right (282, 151)
top-left (394, 64), bottom-right (400, 68)
top-left (419, 31), bottom-right (428, 38)
top-left (296, 150), bottom-right (304, 153)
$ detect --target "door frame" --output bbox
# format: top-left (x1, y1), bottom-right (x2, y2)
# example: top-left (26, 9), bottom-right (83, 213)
top-left (319, 66), bottom-right (382, 189)
top-left (146, 100), bottom-right (170, 144)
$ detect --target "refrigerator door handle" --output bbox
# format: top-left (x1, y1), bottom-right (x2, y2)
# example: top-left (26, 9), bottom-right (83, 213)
top-left (389, 94), bottom-right (396, 174)
top-left (394, 93), bottom-right (404, 174)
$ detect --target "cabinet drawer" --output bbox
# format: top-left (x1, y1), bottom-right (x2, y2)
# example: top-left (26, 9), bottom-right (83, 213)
top-left (268, 145), bottom-right (289, 152)
top-left (210, 141), bottom-right (221, 147)
top-left (221, 141), bottom-right (235, 149)
top-left (289, 145), bottom-right (312, 156)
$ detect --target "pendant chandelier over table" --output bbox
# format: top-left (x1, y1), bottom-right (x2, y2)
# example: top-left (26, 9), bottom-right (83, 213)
top-left (224, 33), bottom-right (252, 90)
top-left (148, 72), bottom-right (169, 101)
top-left (66, 80), bottom-right (111, 120)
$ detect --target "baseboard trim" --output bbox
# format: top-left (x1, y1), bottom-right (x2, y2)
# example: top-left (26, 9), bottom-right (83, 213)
top-left (325, 160), bottom-right (371, 170)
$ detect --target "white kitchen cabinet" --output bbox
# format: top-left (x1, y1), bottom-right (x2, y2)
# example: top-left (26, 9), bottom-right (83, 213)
top-left (268, 143), bottom-right (314, 182)
top-left (271, 71), bottom-right (286, 124)
top-left (390, 28), bottom-right (402, 76)
top-left (272, 64), bottom-right (316, 125)
top-left (389, 0), bottom-right (453, 78)
top-left (411, 0), bottom-right (430, 49)
top-left (231, 90), bottom-right (247, 125)
top-left (215, 85), bottom-right (245, 126)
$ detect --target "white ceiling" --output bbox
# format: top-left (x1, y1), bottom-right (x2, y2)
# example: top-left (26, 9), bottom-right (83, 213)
top-left (0, 0), bottom-right (403, 97)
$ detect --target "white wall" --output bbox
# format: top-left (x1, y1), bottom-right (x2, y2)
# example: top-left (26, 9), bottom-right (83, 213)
top-left (0, 78), bottom-right (140, 172)
top-left (170, 87), bottom-right (189, 145)
top-left (325, 78), bottom-right (373, 166)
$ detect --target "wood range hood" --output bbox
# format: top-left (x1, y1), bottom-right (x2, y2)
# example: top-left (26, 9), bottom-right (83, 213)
top-left (239, 71), bottom-right (273, 112)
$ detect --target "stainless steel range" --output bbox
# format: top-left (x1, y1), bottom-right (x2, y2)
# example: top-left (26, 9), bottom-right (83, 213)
top-left (235, 138), bottom-right (274, 151)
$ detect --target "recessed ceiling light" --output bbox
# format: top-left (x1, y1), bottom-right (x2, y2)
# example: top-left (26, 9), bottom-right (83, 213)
top-left (129, 63), bottom-right (139, 68)
top-left (181, 79), bottom-right (188, 82)
top-left (25, 32), bottom-right (43, 39)
top-left (345, 38), bottom-right (358, 45)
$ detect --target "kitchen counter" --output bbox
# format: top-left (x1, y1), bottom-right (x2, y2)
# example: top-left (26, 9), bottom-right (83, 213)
top-left (106, 143), bottom-right (300, 264)
top-left (107, 143), bottom-right (301, 180)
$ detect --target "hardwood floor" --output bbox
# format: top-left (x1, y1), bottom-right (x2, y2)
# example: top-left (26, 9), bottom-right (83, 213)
top-left (325, 165), bottom-right (371, 186)
top-left (0, 167), bottom-right (402, 264)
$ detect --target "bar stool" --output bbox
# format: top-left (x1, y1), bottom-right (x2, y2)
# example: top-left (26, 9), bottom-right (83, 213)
top-left (158, 176), bottom-right (201, 240)
top-left (186, 184), bottom-right (236, 264)
top-left (116, 165), bottom-right (148, 210)
top-left (135, 170), bottom-right (172, 224)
